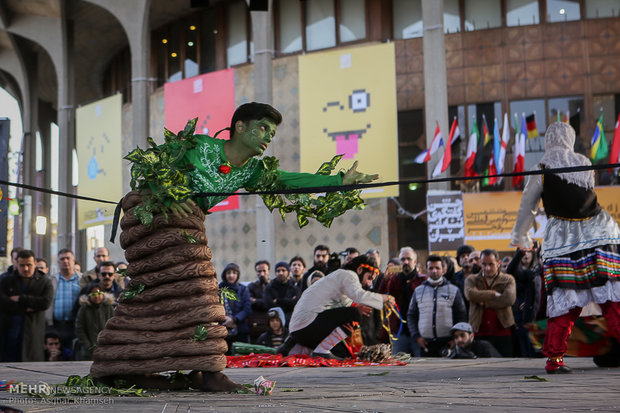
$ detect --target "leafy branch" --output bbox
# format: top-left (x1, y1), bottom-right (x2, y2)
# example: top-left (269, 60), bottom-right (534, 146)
top-left (247, 155), bottom-right (365, 228)
top-left (125, 118), bottom-right (200, 226)
top-left (218, 287), bottom-right (239, 304)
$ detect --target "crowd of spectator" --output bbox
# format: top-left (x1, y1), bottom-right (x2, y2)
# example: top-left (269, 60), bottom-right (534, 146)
top-left (0, 241), bottom-right (548, 362)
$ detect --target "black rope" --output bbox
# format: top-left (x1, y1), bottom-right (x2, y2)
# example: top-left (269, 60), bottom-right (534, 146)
top-left (2, 162), bottom-right (619, 205)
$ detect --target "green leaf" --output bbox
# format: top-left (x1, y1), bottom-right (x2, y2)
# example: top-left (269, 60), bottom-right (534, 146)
top-left (315, 154), bottom-right (344, 175)
top-left (190, 324), bottom-right (209, 342)
top-left (180, 230), bottom-right (198, 244)
top-left (218, 287), bottom-right (239, 304)
top-left (183, 117), bottom-right (198, 137)
top-left (121, 283), bottom-right (145, 300)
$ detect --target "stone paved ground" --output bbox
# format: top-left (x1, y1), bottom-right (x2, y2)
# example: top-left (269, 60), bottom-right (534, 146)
top-left (1, 358), bottom-right (619, 412)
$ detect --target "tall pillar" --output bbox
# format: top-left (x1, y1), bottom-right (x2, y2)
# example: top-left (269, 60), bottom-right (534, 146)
top-left (56, 7), bottom-right (75, 251)
top-left (251, 1), bottom-right (275, 264)
top-left (421, 0), bottom-right (449, 189)
top-left (129, 0), bottom-right (151, 148)
top-left (21, 50), bottom-right (38, 250)
top-left (38, 101), bottom-right (55, 260)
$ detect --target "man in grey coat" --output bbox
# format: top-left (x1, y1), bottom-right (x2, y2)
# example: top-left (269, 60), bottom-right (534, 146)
top-left (0, 249), bottom-right (54, 361)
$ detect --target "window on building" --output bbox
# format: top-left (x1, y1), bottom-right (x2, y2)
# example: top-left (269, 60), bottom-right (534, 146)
top-left (199, 9), bottom-right (218, 74)
top-left (547, 0), bottom-right (581, 22)
top-left (227, 1), bottom-right (249, 66)
top-left (393, 0), bottom-right (423, 39)
top-left (465, 0), bottom-right (502, 31)
top-left (444, 0), bottom-right (461, 33)
top-left (507, 0), bottom-right (540, 26)
top-left (395, 109), bottom-right (428, 251)
top-left (168, 21), bottom-right (183, 82)
top-left (306, 0), bottom-right (337, 51)
top-left (586, 0), bottom-right (620, 18)
top-left (340, 0), bottom-right (366, 42)
top-left (278, 0), bottom-right (302, 53)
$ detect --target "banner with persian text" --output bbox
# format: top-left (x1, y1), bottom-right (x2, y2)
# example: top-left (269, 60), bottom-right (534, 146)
top-left (427, 190), bottom-right (465, 252)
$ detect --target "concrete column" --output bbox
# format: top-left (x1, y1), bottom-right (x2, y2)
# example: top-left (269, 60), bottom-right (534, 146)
top-left (56, 6), bottom-right (75, 251)
top-left (84, 0), bottom-right (152, 148)
top-left (38, 101), bottom-right (55, 260)
top-left (421, 0), bottom-right (449, 188)
top-left (21, 51), bottom-right (38, 250)
top-left (250, 1), bottom-right (275, 265)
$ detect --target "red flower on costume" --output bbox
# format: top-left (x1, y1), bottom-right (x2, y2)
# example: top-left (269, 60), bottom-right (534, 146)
top-left (218, 164), bottom-right (231, 174)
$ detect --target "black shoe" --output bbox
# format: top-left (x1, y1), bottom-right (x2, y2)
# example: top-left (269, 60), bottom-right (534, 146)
top-left (311, 351), bottom-right (344, 361)
top-left (547, 365), bottom-right (572, 374)
top-left (276, 335), bottom-right (297, 356)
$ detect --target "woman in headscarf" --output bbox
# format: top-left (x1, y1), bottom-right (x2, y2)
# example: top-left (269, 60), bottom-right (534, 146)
top-left (511, 122), bottom-right (620, 374)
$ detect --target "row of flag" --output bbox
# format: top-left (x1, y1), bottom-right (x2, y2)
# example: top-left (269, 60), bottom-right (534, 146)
top-left (415, 111), bottom-right (620, 186)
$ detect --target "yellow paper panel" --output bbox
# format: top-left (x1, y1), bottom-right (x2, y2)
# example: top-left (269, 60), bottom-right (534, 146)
top-left (299, 43), bottom-right (399, 198)
top-left (76, 94), bottom-right (123, 229)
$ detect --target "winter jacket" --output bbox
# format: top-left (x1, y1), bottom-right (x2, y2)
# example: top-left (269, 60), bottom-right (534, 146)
top-left (0, 270), bottom-right (54, 361)
top-left (75, 293), bottom-right (115, 360)
top-left (464, 271), bottom-right (516, 332)
top-left (407, 279), bottom-right (467, 340)
top-left (248, 279), bottom-right (268, 311)
top-left (219, 281), bottom-right (252, 337)
top-left (263, 278), bottom-right (300, 317)
top-left (505, 250), bottom-right (542, 325)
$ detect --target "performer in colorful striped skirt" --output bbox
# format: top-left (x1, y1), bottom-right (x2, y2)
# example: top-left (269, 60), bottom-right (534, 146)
top-left (511, 122), bottom-right (620, 374)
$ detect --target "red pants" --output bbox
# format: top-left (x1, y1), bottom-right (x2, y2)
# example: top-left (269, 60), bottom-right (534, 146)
top-left (543, 301), bottom-right (620, 358)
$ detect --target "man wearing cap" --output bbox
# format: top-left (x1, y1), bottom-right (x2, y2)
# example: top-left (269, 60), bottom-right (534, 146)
top-left (448, 322), bottom-right (501, 359)
top-left (450, 245), bottom-right (474, 296)
top-left (407, 255), bottom-right (467, 357)
top-left (263, 261), bottom-right (300, 323)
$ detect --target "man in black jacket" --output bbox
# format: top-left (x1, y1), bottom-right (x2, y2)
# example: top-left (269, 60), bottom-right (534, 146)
top-left (263, 261), bottom-right (300, 323)
top-left (0, 249), bottom-right (54, 361)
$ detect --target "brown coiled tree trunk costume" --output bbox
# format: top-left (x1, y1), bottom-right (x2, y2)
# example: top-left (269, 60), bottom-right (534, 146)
top-left (90, 191), bottom-right (229, 378)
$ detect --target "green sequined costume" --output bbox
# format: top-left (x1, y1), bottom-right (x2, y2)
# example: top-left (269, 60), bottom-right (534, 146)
top-left (185, 134), bottom-right (342, 211)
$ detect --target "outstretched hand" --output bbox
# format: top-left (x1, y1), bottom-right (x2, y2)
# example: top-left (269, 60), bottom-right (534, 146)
top-left (168, 198), bottom-right (197, 218)
top-left (342, 161), bottom-right (379, 185)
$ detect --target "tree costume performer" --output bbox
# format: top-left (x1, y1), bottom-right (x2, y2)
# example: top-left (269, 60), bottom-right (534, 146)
top-left (511, 122), bottom-right (620, 374)
top-left (90, 103), bottom-right (378, 391)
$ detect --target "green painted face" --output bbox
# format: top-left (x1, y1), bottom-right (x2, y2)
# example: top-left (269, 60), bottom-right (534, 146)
top-left (238, 118), bottom-right (277, 156)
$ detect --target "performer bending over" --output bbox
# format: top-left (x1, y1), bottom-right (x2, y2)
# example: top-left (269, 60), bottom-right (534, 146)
top-left (288, 255), bottom-right (395, 359)
top-left (511, 122), bottom-right (620, 374)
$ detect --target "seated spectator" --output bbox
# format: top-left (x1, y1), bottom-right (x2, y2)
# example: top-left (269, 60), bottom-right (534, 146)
top-left (75, 285), bottom-right (114, 360)
top-left (257, 307), bottom-right (288, 348)
top-left (307, 270), bottom-right (324, 288)
top-left (44, 332), bottom-right (73, 361)
top-left (446, 322), bottom-right (501, 359)
top-left (263, 261), bottom-right (300, 322)
top-left (219, 263), bottom-right (251, 350)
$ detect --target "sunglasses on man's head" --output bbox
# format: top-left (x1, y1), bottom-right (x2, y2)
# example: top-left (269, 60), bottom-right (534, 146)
top-left (359, 263), bottom-right (379, 276)
top-left (100, 272), bottom-right (115, 277)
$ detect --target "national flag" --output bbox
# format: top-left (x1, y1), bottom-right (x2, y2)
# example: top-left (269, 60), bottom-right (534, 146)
top-left (432, 117), bottom-right (459, 178)
top-left (526, 113), bottom-right (538, 139)
top-left (487, 118), bottom-right (501, 185)
top-left (474, 114), bottom-right (492, 176)
top-left (497, 112), bottom-right (510, 175)
top-left (590, 113), bottom-right (608, 163)
top-left (512, 114), bottom-right (526, 187)
top-left (464, 118), bottom-right (479, 178)
top-left (414, 121), bottom-right (443, 164)
top-left (609, 113), bottom-right (620, 173)
top-left (564, 110), bottom-right (570, 124)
